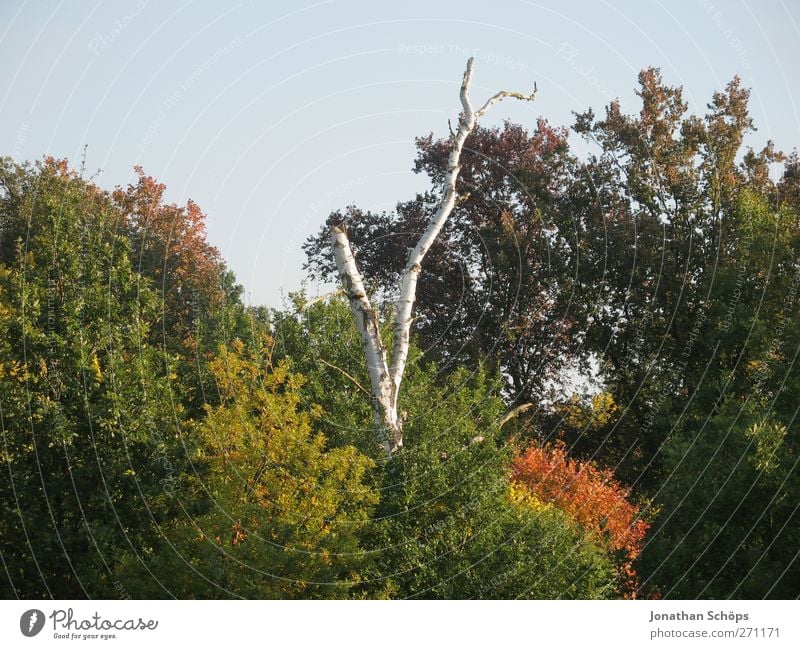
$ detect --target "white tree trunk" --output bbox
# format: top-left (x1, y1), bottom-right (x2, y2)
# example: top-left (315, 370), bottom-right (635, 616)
top-left (330, 226), bottom-right (400, 456)
top-left (331, 57), bottom-right (536, 458)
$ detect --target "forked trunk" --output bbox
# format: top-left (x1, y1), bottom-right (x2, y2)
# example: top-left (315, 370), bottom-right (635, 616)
top-left (331, 58), bottom-right (537, 458)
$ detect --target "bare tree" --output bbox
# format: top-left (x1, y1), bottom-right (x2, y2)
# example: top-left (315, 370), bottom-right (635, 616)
top-left (331, 57), bottom-right (537, 458)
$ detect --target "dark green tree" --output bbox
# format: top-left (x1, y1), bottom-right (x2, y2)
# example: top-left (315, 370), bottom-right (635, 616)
top-left (0, 157), bottom-right (190, 598)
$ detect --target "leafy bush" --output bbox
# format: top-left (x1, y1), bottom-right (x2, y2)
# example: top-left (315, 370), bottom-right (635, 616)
top-left (115, 337), bottom-right (378, 598)
top-left (512, 442), bottom-right (650, 596)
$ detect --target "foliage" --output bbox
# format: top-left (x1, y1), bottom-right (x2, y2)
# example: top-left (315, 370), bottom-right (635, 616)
top-left (268, 297), bottom-right (621, 598)
top-left (633, 188), bottom-right (800, 598)
top-left (511, 442), bottom-right (650, 596)
top-left (640, 396), bottom-right (799, 598)
top-left (558, 69), bottom-right (792, 490)
top-left (112, 167), bottom-right (251, 417)
top-left (303, 120), bottom-right (585, 406)
top-left (116, 337), bottom-right (378, 598)
top-left (269, 294), bottom-right (378, 457)
top-left (3, 63), bottom-right (799, 601)
top-left (0, 157), bottom-right (187, 598)
top-left (366, 363), bottom-right (620, 599)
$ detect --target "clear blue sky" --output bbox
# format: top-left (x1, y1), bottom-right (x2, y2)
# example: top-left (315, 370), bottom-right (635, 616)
top-left (2, 0), bottom-right (798, 307)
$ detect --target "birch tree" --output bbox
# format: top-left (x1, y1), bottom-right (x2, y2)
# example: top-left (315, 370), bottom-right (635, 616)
top-left (331, 57), bottom-right (537, 458)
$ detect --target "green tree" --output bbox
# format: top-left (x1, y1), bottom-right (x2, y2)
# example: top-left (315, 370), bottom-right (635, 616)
top-left (641, 396), bottom-right (799, 598)
top-left (0, 157), bottom-right (188, 598)
top-left (367, 363), bottom-right (619, 599)
top-left (639, 192), bottom-right (800, 598)
top-left (570, 69), bottom-right (788, 487)
top-left (112, 168), bottom-right (253, 419)
top-left (269, 297), bottom-right (621, 598)
top-left (270, 294), bottom-right (378, 457)
top-left (116, 336), bottom-right (378, 598)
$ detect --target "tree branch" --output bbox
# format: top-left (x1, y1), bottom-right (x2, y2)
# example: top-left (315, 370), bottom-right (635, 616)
top-left (301, 289), bottom-right (343, 309)
top-left (318, 358), bottom-right (371, 397)
top-left (499, 402), bottom-right (535, 427)
top-left (388, 58), bottom-right (537, 422)
top-left (474, 83), bottom-right (538, 119)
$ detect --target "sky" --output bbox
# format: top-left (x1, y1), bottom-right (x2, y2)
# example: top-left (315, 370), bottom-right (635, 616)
top-left (1, 0), bottom-right (798, 308)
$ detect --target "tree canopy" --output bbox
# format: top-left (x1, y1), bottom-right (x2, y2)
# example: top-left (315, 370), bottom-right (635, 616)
top-left (1, 63), bottom-right (798, 599)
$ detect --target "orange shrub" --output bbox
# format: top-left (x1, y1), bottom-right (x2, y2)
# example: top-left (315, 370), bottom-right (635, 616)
top-left (511, 441), bottom-right (649, 595)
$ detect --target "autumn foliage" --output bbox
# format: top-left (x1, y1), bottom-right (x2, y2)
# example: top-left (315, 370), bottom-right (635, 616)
top-left (4, 59), bottom-right (800, 600)
top-left (112, 167), bottom-right (226, 350)
top-left (511, 442), bottom-right (649, 595)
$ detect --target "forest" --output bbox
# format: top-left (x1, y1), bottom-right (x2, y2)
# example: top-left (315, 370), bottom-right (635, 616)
top-left (1, 64), bottom-right (798, 600)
